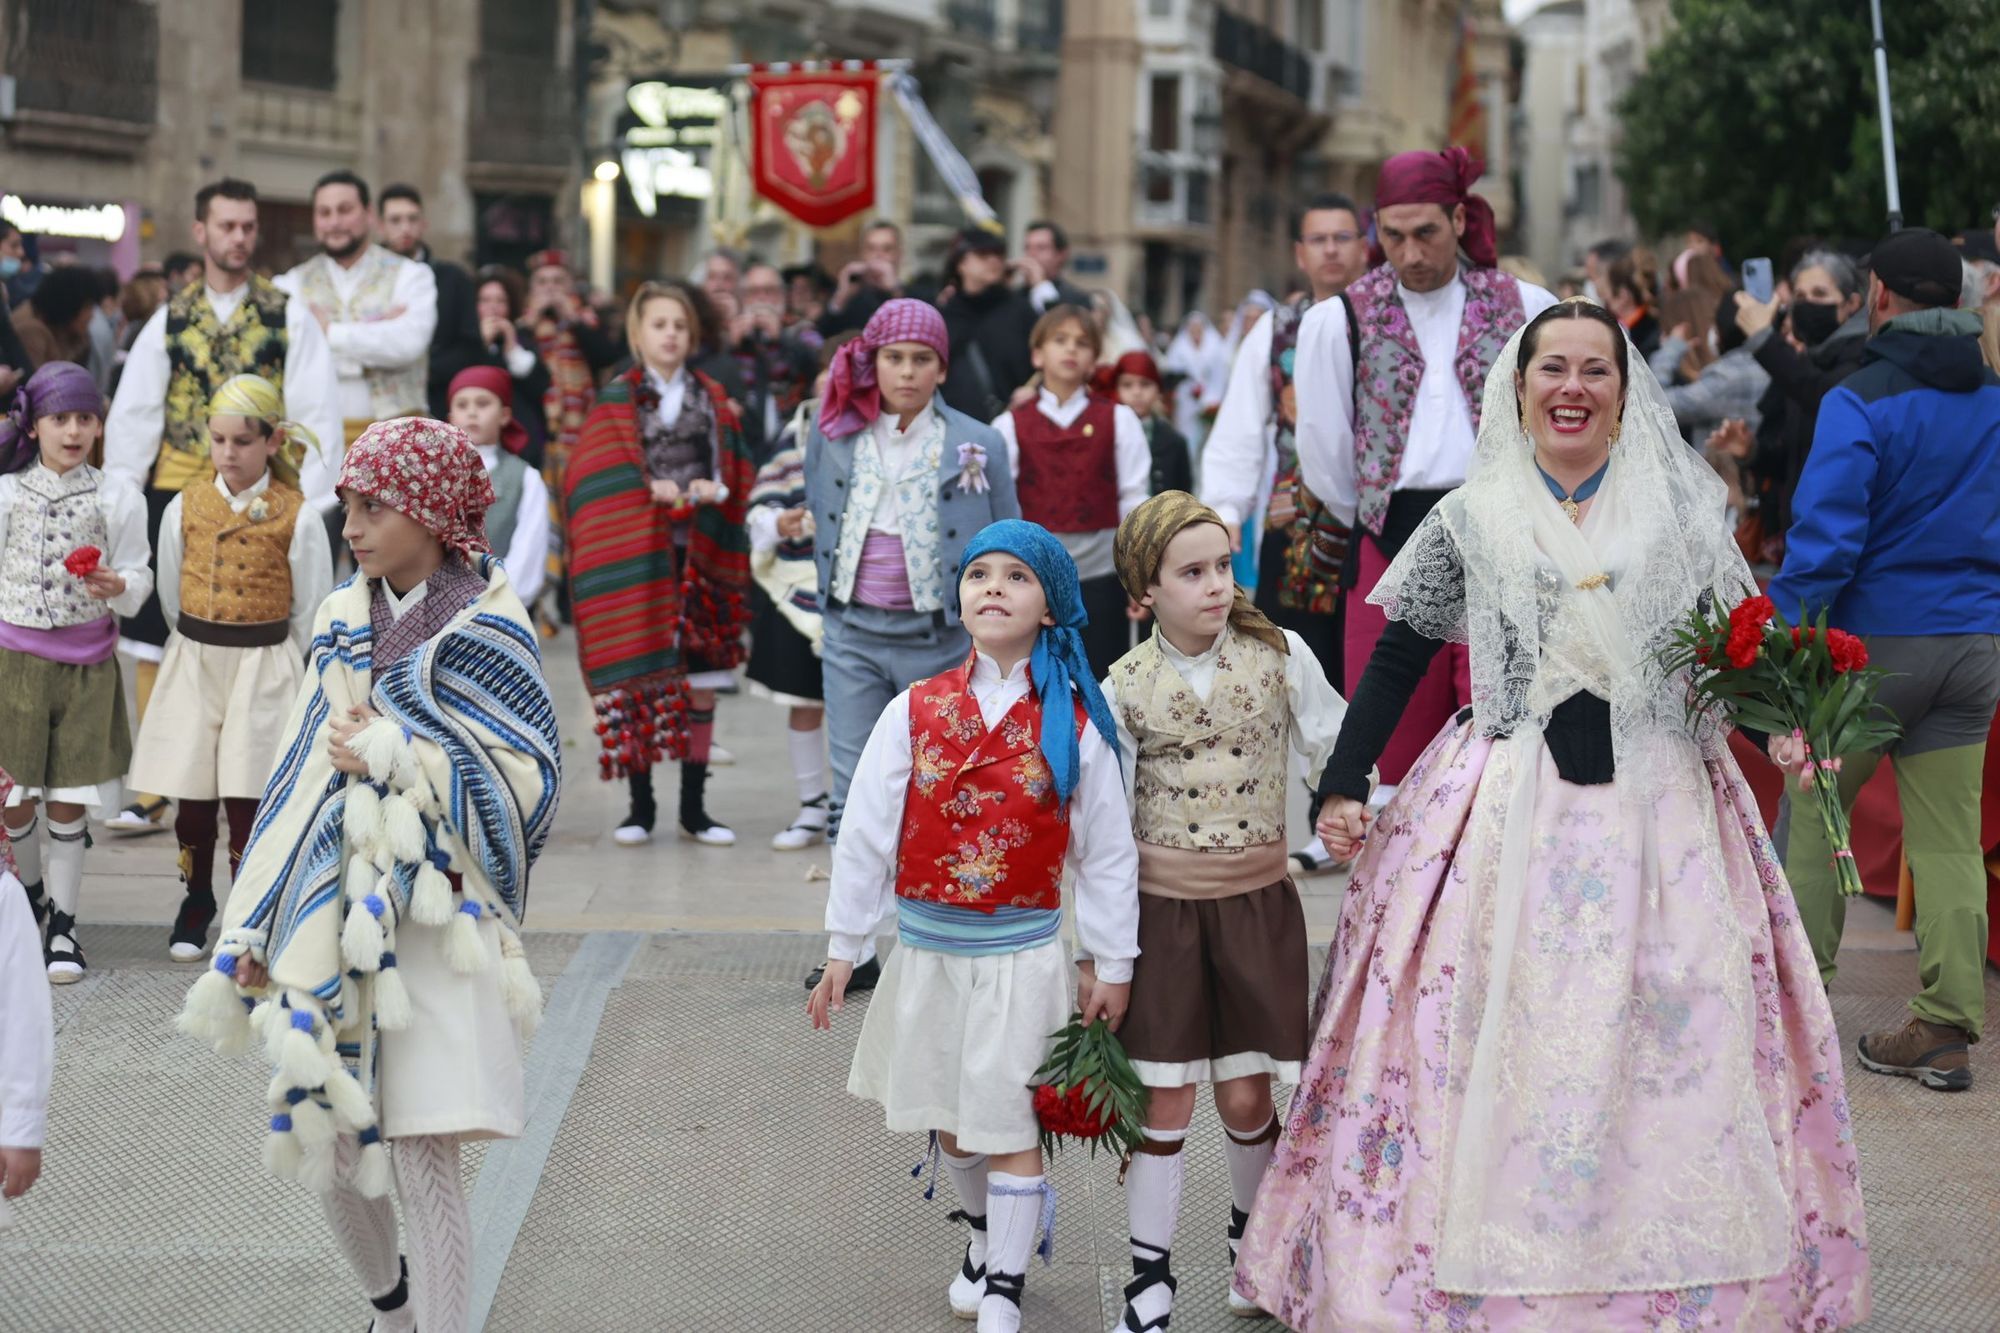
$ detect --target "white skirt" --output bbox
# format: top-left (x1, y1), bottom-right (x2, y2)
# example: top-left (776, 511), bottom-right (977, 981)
top-left (127, 636), bottom-right (304, 801)
top-left (375, 915), bottom-right (526, 1142)
top-left (847, 938), bottom-right (1071, 1155)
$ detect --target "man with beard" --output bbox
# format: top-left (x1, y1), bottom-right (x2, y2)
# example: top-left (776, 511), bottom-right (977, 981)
top-left (376, 183), bottom-right (485, 419)
top-left (276, 170), bottom-right (436, 485)
top-left (103, 177), bottom-right (339, 834)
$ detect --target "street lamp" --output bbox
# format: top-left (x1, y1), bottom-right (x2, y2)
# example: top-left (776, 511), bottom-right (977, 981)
top-left (594, 159), bottom-right (622, 183)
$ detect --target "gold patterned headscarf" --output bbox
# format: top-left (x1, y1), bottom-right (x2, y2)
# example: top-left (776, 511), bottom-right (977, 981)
top-left (207, 374), bottom-right (318, 488)
top-left (1114, 490), bottom-right (1289, 654)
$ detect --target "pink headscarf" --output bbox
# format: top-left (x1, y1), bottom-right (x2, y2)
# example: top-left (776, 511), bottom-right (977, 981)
top-left (1374, 146), bottom-right (1498, 269)
top-left (818, 298), bottom-right (952, 439)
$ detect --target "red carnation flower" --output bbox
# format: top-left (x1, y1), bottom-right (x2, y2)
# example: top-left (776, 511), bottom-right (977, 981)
top-left (1826, 629), bottom-right (1869, 674)
top-left (63, 545), bottom-right (102, 578)
top-left (1728, 594), bottom-right (1776, 635)
top-left (1726, 625), bottom-right (1763, 669)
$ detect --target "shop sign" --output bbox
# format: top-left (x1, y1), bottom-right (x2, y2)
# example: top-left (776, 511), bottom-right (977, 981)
top-left (621, 82), bottom-right (727, 216)
top-left (1, 194), bottom-right (127, 242)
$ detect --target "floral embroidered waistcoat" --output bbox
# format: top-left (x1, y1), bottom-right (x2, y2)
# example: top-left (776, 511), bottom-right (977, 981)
top-left (0, 466), bottom-right (111, 630)
top-left (830, 412), bottom-right (947, 614)
top-left (1110, 628), bottom-right (1289, 850)
top-left (1347, 262), bottom-right (1525, 536)
top-left (290, 247), bottom-right (427, 420)
top-left (894, 658), bottom-right (1086, 912)
top-left (160, 277), bottom-right (289, 494)
top-left (180, 478), bottom-right (303, 625)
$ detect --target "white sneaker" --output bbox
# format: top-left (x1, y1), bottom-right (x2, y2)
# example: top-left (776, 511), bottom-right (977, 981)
top-left (772, 797), bottom-right (830, 851)
top-left (948, 1246), bottom-right (986, 1319)
top-left (168, 940), bottom-right (209, 963)
top-left (103, 799), bottom-right (171, 834)
top-left (612, 823), bottom-right (652, 846)
top-left (706, 744), bottom-right (736, 766)
top-left (679, 822), bottom-right (736, 847)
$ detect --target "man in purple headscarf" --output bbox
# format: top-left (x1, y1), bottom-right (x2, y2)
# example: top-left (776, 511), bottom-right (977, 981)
top-left (1292, 147), bottom-right (1557, 809)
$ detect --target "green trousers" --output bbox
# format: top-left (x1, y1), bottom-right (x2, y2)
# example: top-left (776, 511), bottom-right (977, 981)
top-left (1786, 741), bottom-right (1990, 1038)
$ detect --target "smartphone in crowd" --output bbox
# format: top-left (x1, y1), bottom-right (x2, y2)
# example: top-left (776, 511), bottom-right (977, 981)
top-left (1741, 257), bottom-right (1775, 304)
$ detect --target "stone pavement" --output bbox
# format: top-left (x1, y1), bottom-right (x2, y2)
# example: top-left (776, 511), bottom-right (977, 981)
top-left (3, 635), bottom-right (1997, 1330)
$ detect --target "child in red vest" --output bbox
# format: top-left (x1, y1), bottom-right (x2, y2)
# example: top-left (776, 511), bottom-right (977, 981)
top-left (808, 519), bottom-right (1140, 1333)
top-left (990, 306), bottom-right (1151, 678)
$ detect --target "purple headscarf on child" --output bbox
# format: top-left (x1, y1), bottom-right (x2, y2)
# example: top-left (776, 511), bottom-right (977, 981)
top-left (0, 362), bottom-right (105, 475)
top-left (817, 298), bottom-right (952, 439)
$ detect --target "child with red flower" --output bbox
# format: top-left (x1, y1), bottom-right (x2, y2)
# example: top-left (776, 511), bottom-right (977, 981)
top-left (565, 280), bottom-right (753, 847)
top-left (0, 363), bottom-right (152, 984)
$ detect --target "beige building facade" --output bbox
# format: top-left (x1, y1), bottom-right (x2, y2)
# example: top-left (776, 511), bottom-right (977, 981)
top-left (0, 0), bottom-right (577, 275)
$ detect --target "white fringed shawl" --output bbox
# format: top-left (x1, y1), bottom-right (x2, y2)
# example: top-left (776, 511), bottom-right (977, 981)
top-left (177, 557), bottom-right (562, 1196)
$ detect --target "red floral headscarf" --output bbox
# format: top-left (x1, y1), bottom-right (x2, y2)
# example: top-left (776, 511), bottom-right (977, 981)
top-left (338, 416), bottom-right (496, 558)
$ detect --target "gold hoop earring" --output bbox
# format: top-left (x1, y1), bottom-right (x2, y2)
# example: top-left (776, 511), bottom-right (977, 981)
top-left (1608, 413), bottom-right (1622, 445)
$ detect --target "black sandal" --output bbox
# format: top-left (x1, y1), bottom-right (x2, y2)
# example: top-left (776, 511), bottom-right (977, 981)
top-left (1116, 1240), bottom-right (1177, 1330)
top-left (44, 908), bottom-right (86, 982)
top-left (365, 1256), bottom-right (412, 1331)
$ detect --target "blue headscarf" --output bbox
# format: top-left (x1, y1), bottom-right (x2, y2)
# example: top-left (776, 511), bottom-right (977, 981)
top-left (954, 519), bottom-right (1120, 803)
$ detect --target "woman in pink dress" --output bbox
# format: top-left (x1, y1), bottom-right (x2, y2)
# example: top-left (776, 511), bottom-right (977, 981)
top-left (1234, 299), bottom-right (1871, 1331)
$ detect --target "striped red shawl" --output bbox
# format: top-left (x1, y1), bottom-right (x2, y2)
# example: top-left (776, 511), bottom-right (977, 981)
top-left (565, 366), bottom-right (754, 777)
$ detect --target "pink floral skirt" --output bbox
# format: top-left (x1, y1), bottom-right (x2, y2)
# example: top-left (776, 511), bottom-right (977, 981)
top-left (1234, 719), bottom-right (1872, 1331)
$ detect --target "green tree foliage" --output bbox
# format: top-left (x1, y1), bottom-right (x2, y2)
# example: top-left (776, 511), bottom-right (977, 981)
top-left (1615, 0), bottom-right (2000, 257)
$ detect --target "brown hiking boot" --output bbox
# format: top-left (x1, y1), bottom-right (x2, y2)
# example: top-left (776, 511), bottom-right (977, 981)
top-left (1857, 1016), bottom-right (1974, 1092)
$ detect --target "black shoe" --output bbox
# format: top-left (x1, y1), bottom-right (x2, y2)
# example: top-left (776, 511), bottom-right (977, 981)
top-left (169, 891), bottom-right (217, 962)
top-left (677, 761), bottom-right (736, 846)
top-left (804, 954), bottom-right (882, 992)
top-left (44, 908), bottom-right (86, 984)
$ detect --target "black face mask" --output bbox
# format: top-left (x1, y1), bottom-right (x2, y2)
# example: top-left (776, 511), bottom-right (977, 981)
top-left (1790, 300), bottom-right (1845, 346)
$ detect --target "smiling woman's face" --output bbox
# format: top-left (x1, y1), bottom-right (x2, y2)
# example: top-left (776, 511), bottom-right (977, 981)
top-left (1515, 316), bottom-right (1625, 468)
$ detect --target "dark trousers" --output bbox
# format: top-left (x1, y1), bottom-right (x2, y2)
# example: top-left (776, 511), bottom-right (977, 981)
top-left (1254, 528), bottom-right (1343, 688)
top-left (1078, 573), bottom-right (1133, 681)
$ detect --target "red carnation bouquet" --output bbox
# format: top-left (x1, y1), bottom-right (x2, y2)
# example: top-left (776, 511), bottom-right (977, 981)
top-left (1664, 594), bottom-right (1901, 897)
top-left (1031, 1014), bottom-right (1149, 1160)
top-left (63, 545), bottom-right (102, 578)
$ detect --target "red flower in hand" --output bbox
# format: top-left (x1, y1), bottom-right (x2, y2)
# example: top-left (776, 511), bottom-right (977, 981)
top-left (1826, 629), bottom-right (1869, 674)
top-left (1725, 624), bottom-right (1763, 669)
top-left (1728, 595), bottom-right (1776, 635)
top-left (63, 545), bottom-right (101, 578)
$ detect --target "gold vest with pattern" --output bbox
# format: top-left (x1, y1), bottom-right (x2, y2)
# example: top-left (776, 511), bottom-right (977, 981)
top-left (159, 277), bottom-right (289, 493)
top-left (1110, 627), bottom-right (1290, 851)
top-left (179, 477), bottom-right (303, 628)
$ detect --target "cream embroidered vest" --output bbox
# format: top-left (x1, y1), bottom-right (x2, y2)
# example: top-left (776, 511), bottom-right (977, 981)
top-left (1, 466), bottom-right (113, 630)
top-left (1111, 627), bottom-right (1289, 850)
top-left (290, 246), bottom-right (428, 419)
top-left (830, 413), bottom-right (948, 614)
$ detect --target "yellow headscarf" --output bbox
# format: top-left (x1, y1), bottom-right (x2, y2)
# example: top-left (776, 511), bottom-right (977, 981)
top-left (207, 374), bottom-right (317, 488)
top-left (1113, 490), bottom-right (1289, 654)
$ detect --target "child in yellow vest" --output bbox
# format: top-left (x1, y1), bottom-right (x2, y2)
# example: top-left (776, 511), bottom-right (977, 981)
top-left (128, 375), bottom-right (331, 962)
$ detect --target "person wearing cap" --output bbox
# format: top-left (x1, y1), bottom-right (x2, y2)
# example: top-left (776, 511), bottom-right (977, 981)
top-left (446, 366), bottom-right (549, 612)
top-left (938, 228), bottom-right (1039, 422)
top-left (799, 297), bottom-right (1021, 994)
top-left (1291, 148), bottom-right (1556, 820)
top-left (1767, 226), bottom-right (2000, 1093)
top-left (126, 374), bottom-right (332, 963)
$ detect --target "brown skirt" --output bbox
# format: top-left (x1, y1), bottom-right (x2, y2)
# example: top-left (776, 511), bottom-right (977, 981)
top-left (1117, 878), bottom-right (1310, 1086)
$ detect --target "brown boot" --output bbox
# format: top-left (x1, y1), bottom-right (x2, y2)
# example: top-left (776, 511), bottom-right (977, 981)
top-left (1857, 1016), bottom-right (1973, 1092)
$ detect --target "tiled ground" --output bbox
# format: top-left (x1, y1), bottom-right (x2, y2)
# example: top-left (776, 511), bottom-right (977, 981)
top-left (2, 918), bottom-right (1995, 1331)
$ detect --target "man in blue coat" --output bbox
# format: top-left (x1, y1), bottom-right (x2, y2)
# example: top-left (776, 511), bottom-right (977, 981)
top-left (1767, 226), bottom-right (2000, 1092)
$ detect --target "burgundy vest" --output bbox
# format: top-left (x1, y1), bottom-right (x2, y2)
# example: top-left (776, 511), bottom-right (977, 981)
top-left (1012, 397), bottom-right (1120, 533)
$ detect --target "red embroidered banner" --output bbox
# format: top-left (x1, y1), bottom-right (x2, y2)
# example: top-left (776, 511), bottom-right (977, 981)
top-left (748, 70), bottom-right (878, 229)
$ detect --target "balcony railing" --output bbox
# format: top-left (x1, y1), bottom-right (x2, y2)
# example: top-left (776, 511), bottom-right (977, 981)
top-left (1136, 152), bottom-right (1213, 230)
top-left (237, 84), bottom-right (361, 153)
top-left (1212, 9), bottom-right (1313, 103)
top-left (945, 0), bottom-right (999, 42)
top-left (468, 52), bottom-right (572, 169)
top-left (5, 0), bottom-right (157, 126)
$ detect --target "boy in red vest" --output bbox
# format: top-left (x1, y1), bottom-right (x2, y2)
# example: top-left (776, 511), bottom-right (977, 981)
top-left (990, 306), bottom-right (1151, 678)
top-left (808, 519), bottom-right (1140, 1333)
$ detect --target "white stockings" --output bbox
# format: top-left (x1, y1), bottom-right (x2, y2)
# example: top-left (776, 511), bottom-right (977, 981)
top-left (319, 1133), bottom-right (471, 1333)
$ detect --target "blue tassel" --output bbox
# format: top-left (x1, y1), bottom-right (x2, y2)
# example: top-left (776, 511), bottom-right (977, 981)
top-left (269, 1113), bottom-right (293, 1133)
top-left (911, 1129), bottom-right (941, 1201)
top-left (289, 1009), bottom-right (315, 1033)
top-left (285, 1087), bottom-right (308, 1106)
top-left (358, 1125), bottom-right (382, 1148)
top-left (214, 952), bottom-right (239, 977)
top-left (990, 1177), bottom-right (1059, 1266)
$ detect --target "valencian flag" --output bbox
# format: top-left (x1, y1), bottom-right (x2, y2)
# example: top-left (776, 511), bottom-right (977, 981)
top-left (747, 65), bottom-right (878, 228)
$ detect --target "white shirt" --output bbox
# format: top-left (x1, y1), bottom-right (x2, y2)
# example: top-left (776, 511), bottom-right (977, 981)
top-left (275, 253), bottom-right (438, 424)
top-left (0, 464), bottom-right (153, 618)
top-left (647, 364), bottom-right (690, 430)
top-left (1295, 272), bottom-right (1557, 524)
top-left (476, 443), bottom-right (550, 606)
top-left (990, 387), bottom-right (1150, 580)
top-left (1200, 310), bottom-right (1278, 530)
top-left (105, 285), bottom-right (344, 511)
top-left (0, 870), bottom-right (53, 1153)
top-left (383, 578), bottom-right (428, 621)
top-left (860, 401), bottom-right (941, 538)
top-left (155, 470), bottom-right (334, 657)
top-left (1101, 627), bottom-right (1350, 807)
top-left (825, 651), bottom-right (1142, 982)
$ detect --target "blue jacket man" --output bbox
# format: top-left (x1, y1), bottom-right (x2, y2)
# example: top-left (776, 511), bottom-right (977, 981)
top-left (1768, 227), bottom-right (2000, 1093)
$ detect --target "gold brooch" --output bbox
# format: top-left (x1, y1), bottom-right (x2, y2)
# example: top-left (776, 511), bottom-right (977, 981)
top-left (1559, 499), bottom-right (1581, 524)
top-left (1081, 423), bottom-right (1095, 437)
top-left (1575, 572), bottom-right (1609, 591)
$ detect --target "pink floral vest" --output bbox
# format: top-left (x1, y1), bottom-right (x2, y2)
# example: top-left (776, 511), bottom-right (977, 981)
top-left (1345, 262), bottom-right (1526, 536)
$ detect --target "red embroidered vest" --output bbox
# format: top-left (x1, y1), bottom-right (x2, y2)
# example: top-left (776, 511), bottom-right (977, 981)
top-left (893, 657), bottom-right (1087, 912)
top-left (1011, 397), bottom-right (1119, 533)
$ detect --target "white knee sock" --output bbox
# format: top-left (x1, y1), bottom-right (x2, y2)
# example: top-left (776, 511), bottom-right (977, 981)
top-left (44, 815), bottom-right (86, 915)
top-left (981, 1172), bottom-right (1050, 1333)
top-left (320, 1136), bottom-right (414, 1333)
top-left (788, 726), bottom-right (829, 810)
top-left (6, 813), bottom-right (40, 887)
top-left (1290, 834), bottom-right (1330, 861)
top-left (394, 1134), bottom-right (472, 1333)
top-left (1224, 1114), bottom-right (1280, 1222)
top-left (941, 1145), bottom-right (991, 1270)
top-left (1122, 1128), bottom-right (1185, 1326)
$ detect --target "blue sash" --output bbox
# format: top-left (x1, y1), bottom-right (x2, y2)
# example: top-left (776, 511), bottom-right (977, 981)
top-left (896, 897), bottom-right (1062, 957)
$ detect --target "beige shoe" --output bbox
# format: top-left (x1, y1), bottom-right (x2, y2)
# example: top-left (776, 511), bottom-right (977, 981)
top-left (1857, 1015), bottom-right (1973, 1091)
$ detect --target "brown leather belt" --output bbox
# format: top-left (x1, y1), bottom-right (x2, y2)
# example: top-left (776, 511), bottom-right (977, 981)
top-left (177, 613), bottom-right (291, 648)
